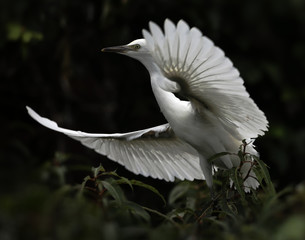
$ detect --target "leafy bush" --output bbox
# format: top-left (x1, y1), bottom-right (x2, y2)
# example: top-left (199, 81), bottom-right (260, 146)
top-left (1, 144), bottom-right (305, 240)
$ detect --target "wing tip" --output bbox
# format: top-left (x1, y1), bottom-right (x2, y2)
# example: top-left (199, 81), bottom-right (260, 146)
top-left (177, 19), bottom-right (189, 29)
top-left (164, 18), bottom-right (172, 24)
top-left (164, 18), bottom-right (174, 27)
top-left (26, 105), bottom-right (60, 131)
top-left (26, 105), bottom-right (43, 123)
top-left (26, 105), bottom-right (34, 117)
top-left (148, 20), bottom-right (157, 30)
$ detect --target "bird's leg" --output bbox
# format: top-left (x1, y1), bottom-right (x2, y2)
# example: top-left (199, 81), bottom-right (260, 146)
top-left (197, 185), bottom-right (220, 223)
top-left (209, 186), bottom-right (216, 201)
top-left (199, 155), bottom-right (213, 189)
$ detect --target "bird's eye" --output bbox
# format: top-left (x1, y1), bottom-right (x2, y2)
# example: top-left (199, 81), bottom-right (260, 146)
top-left (133, 44), bottom-right (141, 50)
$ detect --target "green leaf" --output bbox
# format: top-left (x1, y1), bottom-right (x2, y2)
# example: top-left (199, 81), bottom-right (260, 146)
top-left (253, 155), bottom-right (276, 196)
top-left (143, 206), bottom-right (179, 226)
top-left (207, 152), bottom-right (232, 164)
top-left (99, 170), bottom-right (134, 190)
top-left (115, 177), bottom-right (134, 191)
top-left (22, 30), bottom-right (43, 43)
top-left (185, 196), bottom-right (197, 211)
top-left (32, 31), bottom-right (43, 41)
top-left (167, 207), bottom-right (195, 221)
top-left (237, 150), bottom-right (245, 162)
top-left (229, 167), bottom-right (246, 202)
top-left (92, 164), bottom-right (105, 178)
top-left (129, 180), bottom-right (166, 205)
top-left (6, 23), bottom-right (22, 41)
top-left (22, 31), bottom-right (32, 43)
top-left (168, 182), bottom-right (190, 205)
top-left (80, 175), bottom-right (91, 193)
top-left (54, 151), bottom-right (71, 163)
top-left (101, 170), bottom-right (120, 178)
top-left (219, 197), bottom-right (239, 222)
top-left (101, 179), bottom-right (126, 205)
top-left (123, 201), bottom-right (151, 222)
top-left (274, 215), bottom-right (305, 240)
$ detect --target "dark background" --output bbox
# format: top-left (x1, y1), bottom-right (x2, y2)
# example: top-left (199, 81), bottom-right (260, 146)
top-left (1, 0), bottom-right (305, 237)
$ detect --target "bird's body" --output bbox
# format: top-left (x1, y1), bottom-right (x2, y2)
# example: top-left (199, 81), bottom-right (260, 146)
top-left (27, 19), bottom-right (268, 191)
top-left (150, 74), bottom-right (235, 185)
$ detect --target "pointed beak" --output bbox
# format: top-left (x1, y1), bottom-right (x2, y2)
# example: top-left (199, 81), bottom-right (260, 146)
top-left (101, 45), bottom-right (131, 53)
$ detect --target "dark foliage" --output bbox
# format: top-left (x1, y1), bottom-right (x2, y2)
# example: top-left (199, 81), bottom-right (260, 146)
top-left (1, 0), bottom-right (305, 239)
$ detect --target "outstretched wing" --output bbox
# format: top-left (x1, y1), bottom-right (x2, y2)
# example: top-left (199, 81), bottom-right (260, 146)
top-left (27, 106), bottom-right (204, 181)
top-left (143, 19), bottom-right (268, 139)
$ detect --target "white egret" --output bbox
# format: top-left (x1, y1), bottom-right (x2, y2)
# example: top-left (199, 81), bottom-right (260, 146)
top-left (27, 19), bottom-right (268, 191)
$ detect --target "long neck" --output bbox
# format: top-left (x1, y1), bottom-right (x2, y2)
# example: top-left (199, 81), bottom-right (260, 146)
top-left (142, 60), bottom-right (190, 125)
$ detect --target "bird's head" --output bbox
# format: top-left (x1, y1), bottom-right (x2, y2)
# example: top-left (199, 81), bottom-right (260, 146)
top-left (102, 39), bottom-right (151, 62)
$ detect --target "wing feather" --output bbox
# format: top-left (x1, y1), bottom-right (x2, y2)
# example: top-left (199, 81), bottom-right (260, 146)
top-left (177, 20), bottom-right (190, 34)
top-left (143, 20), bottom-right (268, 139)
top-left (27, 106), bottom-right (204, 181)
top-left (118, 143), bottom-right (131, 171)
top-left (164, 19), bottom-right (176, 38)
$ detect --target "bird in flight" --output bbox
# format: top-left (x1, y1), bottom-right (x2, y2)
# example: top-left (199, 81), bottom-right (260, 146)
top-left (27, 19), bottom-right (268, 192)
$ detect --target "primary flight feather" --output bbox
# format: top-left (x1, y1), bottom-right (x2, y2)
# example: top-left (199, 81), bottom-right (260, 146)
top-left (27, 19), bottom-right (268, 191)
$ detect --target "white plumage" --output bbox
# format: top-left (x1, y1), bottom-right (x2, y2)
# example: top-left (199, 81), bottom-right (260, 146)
top-left (27, 19), bottom-right (268, 191)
